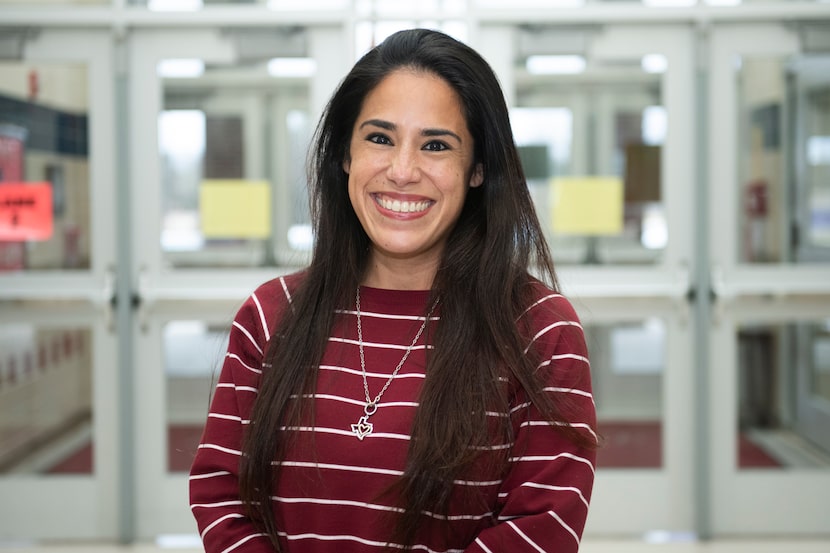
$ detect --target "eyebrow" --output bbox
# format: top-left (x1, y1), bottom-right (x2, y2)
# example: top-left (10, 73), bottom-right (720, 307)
top-left (359, 119), bottom-right (463, 144)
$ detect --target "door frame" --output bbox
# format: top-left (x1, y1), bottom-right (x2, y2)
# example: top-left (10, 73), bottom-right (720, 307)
top-left (707, 23), bottom-right (830, 535)
top-left (0, 29), bottom-right (119, 540)
top-left (520, 23), bottom-right (698, 536)
top-left (127, 25), bottom-right (351, 538)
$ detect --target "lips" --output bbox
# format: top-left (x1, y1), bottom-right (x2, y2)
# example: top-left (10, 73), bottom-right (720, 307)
top-left (373, 194), bottom-right (433, 214)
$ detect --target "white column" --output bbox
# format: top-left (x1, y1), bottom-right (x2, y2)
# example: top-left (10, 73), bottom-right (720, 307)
top-left (309, 25), bottom-right (351, 128)
top-left (474, 24), bottom-right (516, 109)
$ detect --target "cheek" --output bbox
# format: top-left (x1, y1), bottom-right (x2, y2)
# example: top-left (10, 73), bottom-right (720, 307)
top-left (347, 175), bottom-right (359, 204)
top-left (345, 154), bottom-right (375, 181)
top-left (346, 173), bottom-right (370, 217)
top-left (440, 169), bottom-right (470, 198)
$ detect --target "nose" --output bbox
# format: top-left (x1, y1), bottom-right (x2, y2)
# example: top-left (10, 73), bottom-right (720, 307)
top-left (386, 145), bottom-right (420, 186)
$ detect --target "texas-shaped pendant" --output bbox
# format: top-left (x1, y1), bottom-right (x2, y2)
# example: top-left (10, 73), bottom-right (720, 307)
top-left (351, 415), bottom-right (373, 440)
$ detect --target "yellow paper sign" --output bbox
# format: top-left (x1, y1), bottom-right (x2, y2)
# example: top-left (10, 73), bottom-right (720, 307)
top-left (200, 180), bottom-right (271, 238)
top-left (550, 176), bottom-right (623, 236)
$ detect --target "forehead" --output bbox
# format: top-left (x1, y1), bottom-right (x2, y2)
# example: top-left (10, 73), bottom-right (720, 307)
top-left (358, 69), bottom-right (469, 128)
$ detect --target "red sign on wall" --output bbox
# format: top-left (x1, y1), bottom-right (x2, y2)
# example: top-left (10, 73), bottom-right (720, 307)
top-left (0, 129), bottom-right (25, 182)
top-left (0, 182), bottom-right (53, 241)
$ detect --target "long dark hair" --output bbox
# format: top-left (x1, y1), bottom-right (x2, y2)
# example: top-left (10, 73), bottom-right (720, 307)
top-left (240, 28), bottom-right (592, 550)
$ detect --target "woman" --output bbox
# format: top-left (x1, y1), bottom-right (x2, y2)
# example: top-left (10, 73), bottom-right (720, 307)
top-left (190, 28), bottom-right (597, 553)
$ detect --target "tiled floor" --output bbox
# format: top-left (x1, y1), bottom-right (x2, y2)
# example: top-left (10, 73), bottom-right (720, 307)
top-left (579, 541), bottom-right (830, 553)
top-left (1, 540), bottom-right (829, 552)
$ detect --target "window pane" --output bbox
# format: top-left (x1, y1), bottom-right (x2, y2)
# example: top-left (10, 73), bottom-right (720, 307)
top-left (158, 53), bottom-right (312, 269)
top-left (802, 82), bottom-right (830, 257)
top-left (164, 320), bottom-right (228, 473)
top-left (588, 319), bottom-right (666, 468)
top-left (0, 324), bottom-right (93, 474)
top-left (737, 55), bottom-right (830, 264)
top-left (516, 53), bottom-right (666, 265)
top-left (737, 321), bottom-right (830, 470)
top-left (0, 63), bottom-right (91, 272)
top-left (811, 322), bottom-right (830, 405)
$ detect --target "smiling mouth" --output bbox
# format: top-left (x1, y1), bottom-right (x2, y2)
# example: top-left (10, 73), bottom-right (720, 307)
top-left (373, 194), bottom-right (433, 214)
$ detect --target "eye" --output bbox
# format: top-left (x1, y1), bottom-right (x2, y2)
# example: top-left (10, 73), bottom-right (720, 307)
top-left (367, 133), bottom-right (392, 145)
top-left (423, 140), bottom-right (449, 152)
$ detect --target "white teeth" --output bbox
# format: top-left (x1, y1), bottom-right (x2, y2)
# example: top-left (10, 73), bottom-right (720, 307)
top-left (377, 196), bottom-right (430, 213)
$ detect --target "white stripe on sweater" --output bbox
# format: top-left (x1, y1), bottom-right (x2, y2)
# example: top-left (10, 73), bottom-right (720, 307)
top-left (518, 292), bottom-right (565, 319)
top-left (278, 461), bottom-right (501, 487)
top-left (548, 509), bottom-right (580, 545)
top-left (280, 425), bottom-right (411, 441)
top-left (278, 530), bottom-right (464, 553)
top-left (197, 443), bottom-right (242, 456)
top-left (188, 470), bottom-right (231, 481)
top-left (278, 460), bottom-right (404, 476)
top-left (219, 532), bottom-right (269, 553)
top-left (224, 352), bottom-right (261, 374)
top-left (524, 320), bottom-right (583, 354)
top-left (200, 513), bottom-right (244, 540)
top-left (251, 291), bottom-right (270, 341)
top-left (279, 275), bottom-right (292, 303)
top-left (543, 386), bottom-right (594, 401)
top-left (520, 420), bottom-right (598, 442)
top-left (319, 364), bottom-right (426, 380)
top-left (507, 520), bottom-right (546, 552)
top-left (474, 538), bottom-right (495, 553)
top-left (232, 321), bottom-right (263, 355)
top-left (272, 495), bottom-right (494, 522)
top-left (299, 393), bottom-right (420, 409)
top-left (217, 382), bottom-right (259, 394)
top-left (190, 499), bottom-right (244, 509)
top-left (517, 481), bottom-right (590, 509)
top-left (508, 452), bottom-right (595, 473)
top-left (337, 308), bottom-right (440, 322)
top-left (509, 393), bottom-right (593, 414)
top-left (537, 353), bottom-right (591, 368)
top-left (208, 413), bottom-right (245, 423)
top-left (329, 337), bottom-right (433, 351)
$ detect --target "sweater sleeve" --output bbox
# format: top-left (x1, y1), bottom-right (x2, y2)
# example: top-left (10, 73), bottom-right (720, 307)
top-left (466, 294), bottom-right (597, 553)
top-left (189, 286), bottom-right (280, 553)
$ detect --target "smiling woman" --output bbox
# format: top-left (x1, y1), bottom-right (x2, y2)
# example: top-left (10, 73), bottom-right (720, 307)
top-left (189, 28), bottom-right (598, 553)
top-left (344, 69), bottom-right (483, 289)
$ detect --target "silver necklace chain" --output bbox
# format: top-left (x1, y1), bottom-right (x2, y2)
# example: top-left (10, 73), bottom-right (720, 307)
top-left (351, 286), bottom-right (437, 440)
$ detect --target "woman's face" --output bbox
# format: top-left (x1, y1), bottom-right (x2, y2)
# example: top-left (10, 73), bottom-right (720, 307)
top-left (344, 69), bottom-right (483, 280)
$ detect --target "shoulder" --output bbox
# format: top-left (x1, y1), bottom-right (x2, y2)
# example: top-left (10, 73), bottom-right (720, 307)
top-left (519, 278), bottom-right (586, 355)
top-left (234, 270), bottom-right (307, 344)
top-left (249, 270), bottom-right (306, 311)
top-left (520, 278), bottom-right (582, 326)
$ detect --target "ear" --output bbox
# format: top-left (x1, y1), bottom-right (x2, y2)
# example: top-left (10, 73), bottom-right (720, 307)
top-left (343, 156), bottom-right (351, 174)
top-left (469, 163), bottom-right (484, 188)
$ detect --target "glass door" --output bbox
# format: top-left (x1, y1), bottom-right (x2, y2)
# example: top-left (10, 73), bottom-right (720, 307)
top-left (0, 29), bottom-right (119, 539)
top-left (481, 22), bottom-right (698, 536)
top-left (575, 24), bottom-right (696, 538)
top-left (127, 25), bottom-right (350, 538)
top-left (791, 56), bottom-right (830, 458)
top-left (708, 23), bottom-right (830, 535)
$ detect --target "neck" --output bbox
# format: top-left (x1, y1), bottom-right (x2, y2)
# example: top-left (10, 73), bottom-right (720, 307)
top-left (362, 251), bottom-right (438, 290)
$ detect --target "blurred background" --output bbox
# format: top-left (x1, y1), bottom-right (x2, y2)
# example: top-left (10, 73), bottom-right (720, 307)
top-left (0, 0), bottom-right (829, 549)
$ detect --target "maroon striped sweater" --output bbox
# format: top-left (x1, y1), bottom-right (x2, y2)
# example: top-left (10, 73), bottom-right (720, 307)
top-left (190, 272), bottom-right (596, 552)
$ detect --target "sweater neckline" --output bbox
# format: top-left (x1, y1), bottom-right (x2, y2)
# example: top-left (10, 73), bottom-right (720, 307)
top-left (357, 285), bottom-right (433, 312)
